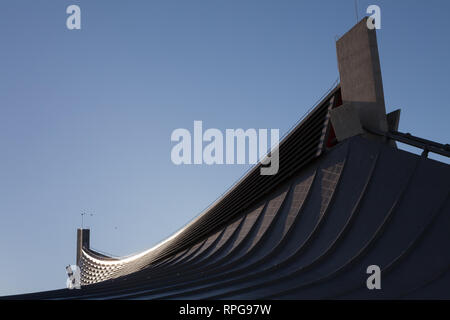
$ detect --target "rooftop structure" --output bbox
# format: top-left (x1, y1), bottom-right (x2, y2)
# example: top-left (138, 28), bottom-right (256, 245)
top-left (4, 17), bottom-right (450, 300)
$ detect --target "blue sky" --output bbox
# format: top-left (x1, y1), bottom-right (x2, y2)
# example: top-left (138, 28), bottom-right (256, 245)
top-left (0, 0), bottom-right (449, 296)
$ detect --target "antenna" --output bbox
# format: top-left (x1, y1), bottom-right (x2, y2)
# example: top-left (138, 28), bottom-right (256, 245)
top-left (81, 212), bottom-right (94, 229)
top-left (354, 0), bottom-right (359, 23)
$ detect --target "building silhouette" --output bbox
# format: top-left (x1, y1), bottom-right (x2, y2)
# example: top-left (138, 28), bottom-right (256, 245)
top-left (4, 18), bottom-right (450, 300)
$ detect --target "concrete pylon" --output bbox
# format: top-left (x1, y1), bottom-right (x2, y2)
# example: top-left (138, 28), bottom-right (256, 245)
top-left (76, 229), bottom-right (90, 267)
top-left (331, 17), bottom-right (389, 142)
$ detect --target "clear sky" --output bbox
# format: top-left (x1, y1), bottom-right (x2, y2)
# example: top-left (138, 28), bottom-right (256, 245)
top-left (0, 0), bottom-right (449, 296)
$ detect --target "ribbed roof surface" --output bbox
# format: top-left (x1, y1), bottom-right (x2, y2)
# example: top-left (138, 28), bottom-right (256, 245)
top-left (70, 85), bottom-right (342, 286)
top-left (6, 134), bottom-right (450, 299)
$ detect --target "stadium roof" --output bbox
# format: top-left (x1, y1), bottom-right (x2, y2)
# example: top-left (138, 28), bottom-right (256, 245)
top-left (3, 17), bottom-right (449, 300)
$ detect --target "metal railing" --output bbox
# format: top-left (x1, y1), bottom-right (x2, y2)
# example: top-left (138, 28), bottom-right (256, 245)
top-left (363, 126), bottom-right (450, 158)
